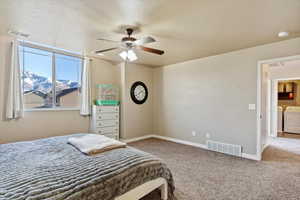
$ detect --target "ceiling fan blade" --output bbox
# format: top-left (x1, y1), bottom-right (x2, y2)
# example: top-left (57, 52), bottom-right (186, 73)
top-left (95, 47), bottom-right (118, 54)
top-left (97, 38), bottom-right (120, 43)
top-left (138, 46), bottom-right (164, 55)
top-left (134, 36), bottom-right (156, 46)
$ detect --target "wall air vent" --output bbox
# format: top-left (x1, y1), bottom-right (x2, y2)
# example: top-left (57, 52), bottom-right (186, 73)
top-left (206, 140), bottom-right (242, 157)
top-left (8, 30), bottom-right (30, 38)
top-left (269, 62), bottom-right (284, 68)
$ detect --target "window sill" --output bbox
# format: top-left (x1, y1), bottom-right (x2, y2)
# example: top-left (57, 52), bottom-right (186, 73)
top-left (25, 108), bottom-right (80, 112)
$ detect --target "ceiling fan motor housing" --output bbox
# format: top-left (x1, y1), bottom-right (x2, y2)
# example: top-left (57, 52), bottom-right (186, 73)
top-left (126, 28), bottom-right (134, 36)
top-left (122, 37), bottom-right (136, 42)
top-left (120, 28), bottom-right (137, 48)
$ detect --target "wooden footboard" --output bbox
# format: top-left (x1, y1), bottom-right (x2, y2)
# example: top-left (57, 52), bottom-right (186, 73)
top-left (115, 178), bottom-right (168, 200)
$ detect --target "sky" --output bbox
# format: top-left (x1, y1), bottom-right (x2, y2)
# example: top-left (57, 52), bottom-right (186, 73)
top-left (20, 46), bottom-right (82, 82)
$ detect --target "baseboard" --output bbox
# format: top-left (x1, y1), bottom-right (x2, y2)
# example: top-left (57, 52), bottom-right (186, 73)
top-left (261, 143), bottom-right (269, 153)
top-left (124, 134), bottom-right (260, 161)
top-left (121, 135), bottom-right (155, 143)
top-left (254, 143), bottom-right (269, 161)
top-left (242, 153), bottom-right (260, 161)
top-left (153, 135), bottom-right (208, 149)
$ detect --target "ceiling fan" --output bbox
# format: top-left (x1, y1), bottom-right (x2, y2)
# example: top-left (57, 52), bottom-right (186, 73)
top-left (95, 28), bottom-right (164, 62)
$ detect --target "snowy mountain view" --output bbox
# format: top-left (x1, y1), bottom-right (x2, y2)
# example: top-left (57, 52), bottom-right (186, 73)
top-left (23, 71), bottom-right (80, 94)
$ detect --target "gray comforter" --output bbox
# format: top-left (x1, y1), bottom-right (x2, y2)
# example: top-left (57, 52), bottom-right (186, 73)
top-left (0, 134), bottom-right (174, 200)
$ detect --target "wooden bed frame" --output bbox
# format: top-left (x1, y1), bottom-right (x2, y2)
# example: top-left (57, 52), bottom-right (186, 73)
top-left (115, 178), bottom-right (168, 200)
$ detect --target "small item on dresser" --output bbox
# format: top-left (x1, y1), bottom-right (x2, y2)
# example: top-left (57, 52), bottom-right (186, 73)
top-left (68, 134), bottom-right (126, 155)
top-left (95, 84), bottom-right (119, 106)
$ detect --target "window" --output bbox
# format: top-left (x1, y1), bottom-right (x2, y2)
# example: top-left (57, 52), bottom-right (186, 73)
top-left (19, 44), bottom-right (82, 110)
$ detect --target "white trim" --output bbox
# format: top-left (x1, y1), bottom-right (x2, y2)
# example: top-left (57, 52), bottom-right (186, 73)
top-left (261, 143), bottom-right (269, 153)
top-left (276, 77), bottom-right (300, 81)
top-left (25, 108), bottom-right (80, 112)
top-left (257, 60), bottom-right (262, 160)
top-left (125, 134), bottom-right (259, 161)
top-left (242, 153), bottom-right (260, 161)
top-left (121, 135), bottom-right (155, 143)
top-left (154, 135), bottom-right (208, 149)
top-left (270, 80), bottom-right (278, 137)
top-left (115, 178), bottom-right (167, 200)
top-left (256, 54), bottom-right (300, 161)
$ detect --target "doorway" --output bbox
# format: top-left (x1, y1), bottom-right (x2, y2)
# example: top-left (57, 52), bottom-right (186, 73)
top-left (257, 55), bottom-right (300, 160)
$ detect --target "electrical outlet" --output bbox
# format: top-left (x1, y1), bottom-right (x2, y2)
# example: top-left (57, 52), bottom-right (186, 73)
top-left (206, 133), bottom-right (211, 139)
top-left (248, 104), bottom-right (256, 110)
top-left (192, 131), bottom-right (196, 136)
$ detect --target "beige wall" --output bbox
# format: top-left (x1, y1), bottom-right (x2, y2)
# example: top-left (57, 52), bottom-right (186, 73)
top-left (153, 37), bottom-right (300, 155)
top-left (120, 62), bottom-right (153, 139)
top-left (0, 35), bottom-right (119, 144)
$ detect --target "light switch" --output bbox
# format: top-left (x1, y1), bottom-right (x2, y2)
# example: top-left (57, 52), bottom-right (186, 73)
top-left (248, 104), bottom-right (256, 110)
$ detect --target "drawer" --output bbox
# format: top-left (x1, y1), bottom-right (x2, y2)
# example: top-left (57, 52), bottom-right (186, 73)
top-left (96, 126), bottom-right (119, 134)
top-left (96, 120), bottom-right (119, 128)
top-left (96, 106), bottom-right (119, 113)
top-left (96, 113), bottom-right (119, 120)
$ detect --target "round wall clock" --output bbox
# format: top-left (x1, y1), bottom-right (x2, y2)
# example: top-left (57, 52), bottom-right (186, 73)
top-left (130, 81), bottom-right (148, 104)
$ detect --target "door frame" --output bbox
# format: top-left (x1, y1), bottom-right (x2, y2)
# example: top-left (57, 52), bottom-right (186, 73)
top-left (270, 79), bottom-right (278, 138)
top-left (257, 55), bottom-right (300, 160)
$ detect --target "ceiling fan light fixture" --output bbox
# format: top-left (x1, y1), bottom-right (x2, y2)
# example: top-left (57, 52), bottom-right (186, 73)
top-left (96, 52), bottom-right (104, 56)
top-left (119, 51), bottom-right (128, 60)
top-left (278, 31), bottom-right (289, 38)
top-left (127, 50), bottom-right (137, 61)
top-left (119, 50), bottom-right (137, 62)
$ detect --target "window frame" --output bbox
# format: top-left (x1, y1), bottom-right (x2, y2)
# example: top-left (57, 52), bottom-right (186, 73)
top-left (19, 41), bottom-right (83, 112)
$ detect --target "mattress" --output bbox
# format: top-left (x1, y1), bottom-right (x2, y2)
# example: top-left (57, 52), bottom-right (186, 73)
top-left (0, 134), bottom-right (174, 200)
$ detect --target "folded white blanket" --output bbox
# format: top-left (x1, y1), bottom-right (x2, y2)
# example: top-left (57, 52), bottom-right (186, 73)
top-left (68, 134), bottom-right (126, 155)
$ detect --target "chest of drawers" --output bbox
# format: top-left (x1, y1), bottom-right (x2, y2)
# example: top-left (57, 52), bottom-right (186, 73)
top-left (91, 105), bottom-right (119, 140)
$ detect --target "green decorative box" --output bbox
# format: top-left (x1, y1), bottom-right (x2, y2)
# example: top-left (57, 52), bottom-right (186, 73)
top-left (95, 100), bottom-right (120, 106)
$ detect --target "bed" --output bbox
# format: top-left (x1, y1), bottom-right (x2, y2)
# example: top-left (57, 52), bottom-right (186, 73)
top-left (0, 134), bottom-right (174, 200)
top-left (284, 106), bottom-right (300, 134)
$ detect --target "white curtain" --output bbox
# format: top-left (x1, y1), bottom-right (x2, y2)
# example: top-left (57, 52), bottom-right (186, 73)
top-left (5, 40), bottom-right (24, 120)
top-left (80, 57), bottom-right (92, 116)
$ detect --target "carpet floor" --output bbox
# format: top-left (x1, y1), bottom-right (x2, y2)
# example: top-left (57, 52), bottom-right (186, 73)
top-left (132, 138), bottom-right (300, 200)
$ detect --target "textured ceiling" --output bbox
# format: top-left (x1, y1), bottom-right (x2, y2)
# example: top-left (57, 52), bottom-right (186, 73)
top-left (0, 0), bottom-right (299, 67)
